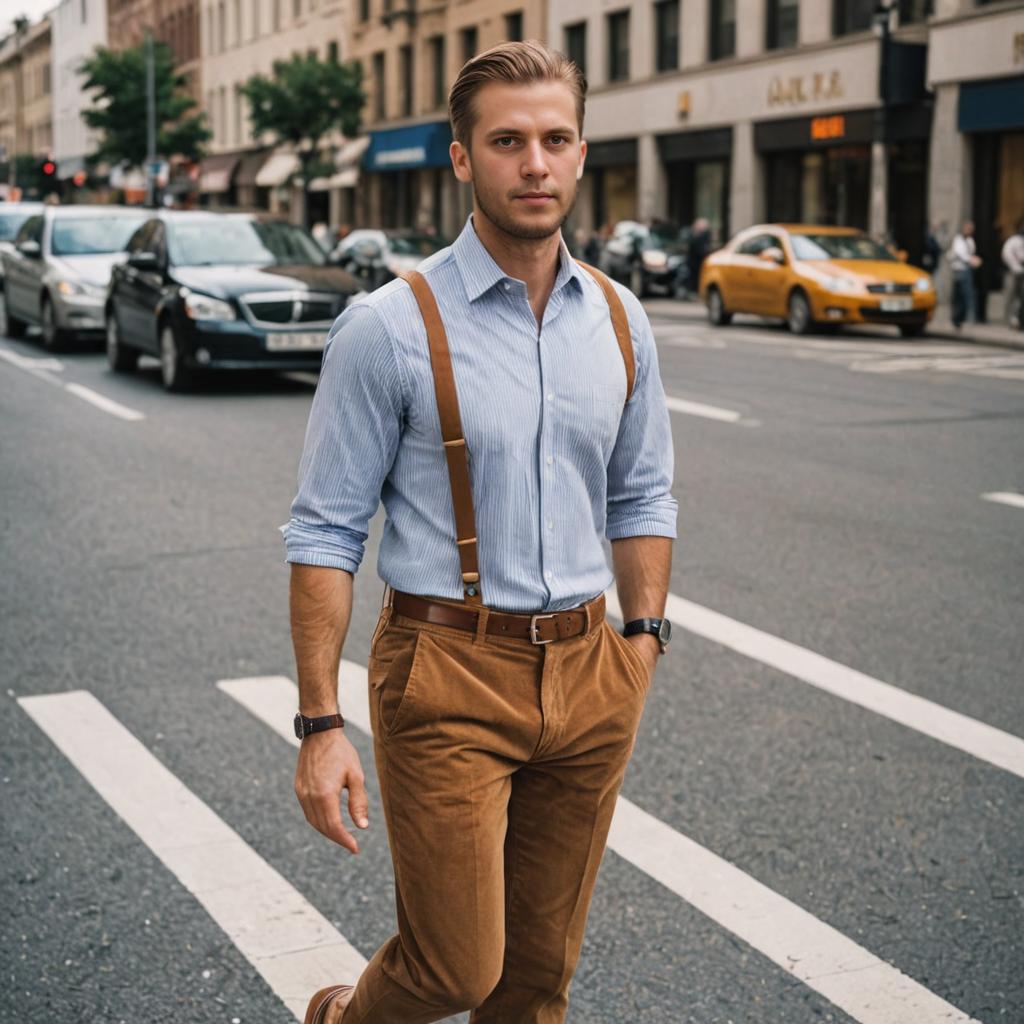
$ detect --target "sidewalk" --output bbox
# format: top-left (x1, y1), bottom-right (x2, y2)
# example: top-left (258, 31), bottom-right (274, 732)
top-left (646, 297), bottom-right (1024, 352)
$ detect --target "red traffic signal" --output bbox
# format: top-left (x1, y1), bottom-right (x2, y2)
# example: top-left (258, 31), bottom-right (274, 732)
top-left (41, 160), bottom-right (56, 176)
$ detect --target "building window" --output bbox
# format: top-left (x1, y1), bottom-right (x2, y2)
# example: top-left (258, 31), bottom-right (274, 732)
top-left (293, 0), bottom-right (301, 19)
top-left (359, 0), bottom-right (369, 20)
top-left (429, 34), bottom-right (445, 109)
top-left (234, 86), bottom-right (243, 143)
top-left (897, 0), bottom-right (932, 22)
top-left (80, 0), bottom-right (87, 21)
top-left (607, 9), bottom-right (630, 82)
top-left (832, 0), bottom-right (874, 36)
top-left (327, 40), bottom-right (338, 63)
top-left (766, 0), bottom-right (799, 49)
top-left (461, 25), bottom-right (478, 64)
top-left (43, 63), bottom-right (51, 95)
top-left (373, 50), bottom-right (386, 119)
top-left (399, 44), bottom-right (413, 117)
top-left (251, 0), bottom-right (259, 37)
top-left (233, 0), bottom-right (241, 45)
top-left (273, 0), bottom-right (280, 30)
top-left (219, 86), bottom-right (227, 144)
top-left (654, 0), bottom-right (679, 73)
top-left (708, 0), bottom-right (736, 61)
top-left (564, 21), bottom-right (586, 74)
top-left (218, 0), bottom-right (225, 52)
top-left (505, 11), bottom-right (523, 42)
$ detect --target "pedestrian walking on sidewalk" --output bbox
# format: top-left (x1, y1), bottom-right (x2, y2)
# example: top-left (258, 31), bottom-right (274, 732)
top-left (282, 40), bottom-right (677, 1024)
top-left (949, 220), bottom-right (982, 329)
top-left (1000, 220), bottom-right (1024, 330)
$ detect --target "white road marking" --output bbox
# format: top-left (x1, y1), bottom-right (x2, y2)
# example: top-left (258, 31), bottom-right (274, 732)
top-left (17, 690), bottom-right (367, 1021)
top-left (282, 371), bottom-right (321, 387)
top-left (981, 491), bottom-right (1024, 510)
top-left (606, 590), bottom-right (1024, 779)
top-left (664, 393), bottom-right (752, 425)
top-left (220, 672), bottom-right (980, 1024)
top-left (0, 346), bottom-right (64, 374)
top-left (63, 382), bottom-right (146, 421)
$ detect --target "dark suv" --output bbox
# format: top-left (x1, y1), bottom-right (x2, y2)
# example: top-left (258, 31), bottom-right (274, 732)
top-left (105, 211), bottom-right (364, 391)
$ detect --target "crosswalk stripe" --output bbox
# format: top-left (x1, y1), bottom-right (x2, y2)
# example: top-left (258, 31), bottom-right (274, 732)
top-left (664, 393), bottom-right (752, 424)
top-left (605, 590), bottom-right (1024, 780)
top-left (17, 690), bottom-right (367, 1021)
top-left (219, 670), bottom-right (980, 1024)
top-left (63, 382), bottom-right (146, 421)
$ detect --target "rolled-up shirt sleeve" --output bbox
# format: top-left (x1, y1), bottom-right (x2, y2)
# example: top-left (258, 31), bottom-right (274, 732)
top-left (281, 303), bottom-right (405, 572)
top-left (605, 296), bottom-right (678, 541)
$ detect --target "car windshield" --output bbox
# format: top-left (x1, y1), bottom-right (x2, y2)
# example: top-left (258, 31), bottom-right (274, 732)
top-left (789, 233), bottom-right (896, 261)
top-left (168, 218), bottom-right (327, 266)
top-left (644, 232), bottom-right (687, 254)
top-left (0, 211), bottom-right (35, 242)
top-left (50, 214), bottom-right (147, 255)
top-left (387, 234), bottom-right (447, 257)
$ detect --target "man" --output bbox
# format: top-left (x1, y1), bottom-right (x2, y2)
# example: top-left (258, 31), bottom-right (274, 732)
top-left (1000, 220), bottom-right (1024, 330)
top-left (283, 40), bottom-right (677, 1024)
top-left (949, 219), bottom-right (982, 329)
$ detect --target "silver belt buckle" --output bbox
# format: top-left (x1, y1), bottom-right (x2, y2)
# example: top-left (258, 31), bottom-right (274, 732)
top-left (529, 613), bottom-right (556, 645)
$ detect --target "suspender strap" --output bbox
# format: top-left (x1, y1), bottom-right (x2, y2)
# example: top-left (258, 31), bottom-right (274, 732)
top-left (574, 260), bottom-right (635, 405)
top-left (400, 270), bottom-right (483, 605)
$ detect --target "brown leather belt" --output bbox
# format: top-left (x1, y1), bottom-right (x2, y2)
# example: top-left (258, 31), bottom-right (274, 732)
top-left (390, 589), bottom-right (605, 645)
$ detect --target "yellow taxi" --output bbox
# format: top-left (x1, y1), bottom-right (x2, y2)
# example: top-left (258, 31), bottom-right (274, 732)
top-left (699, 224), bottom-right (936, 337)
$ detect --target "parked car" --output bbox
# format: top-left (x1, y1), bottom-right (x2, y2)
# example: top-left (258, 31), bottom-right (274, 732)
top-left (104, 211), bottom-right (365, 391)
top-left (600, 220), bottom-right (690, 298)
top-left (0, 204), bottom-right (148, 349)
top-left (0, 201), bottom-right (45, 283)
top-left (331, 229), bottom-right (448, 291)
top-left (699, 224), bottom-right (937, 337)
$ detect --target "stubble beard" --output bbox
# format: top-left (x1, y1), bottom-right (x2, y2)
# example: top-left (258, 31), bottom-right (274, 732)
top-left (472, 178), bottom-right (579, 241)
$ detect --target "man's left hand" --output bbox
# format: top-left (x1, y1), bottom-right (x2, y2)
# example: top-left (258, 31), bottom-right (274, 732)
top-left (625, 632), bottom-right (661, 683)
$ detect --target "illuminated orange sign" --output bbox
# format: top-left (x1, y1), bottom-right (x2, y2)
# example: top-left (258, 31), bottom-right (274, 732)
top-left (810, 115), bottom-right (846, 141)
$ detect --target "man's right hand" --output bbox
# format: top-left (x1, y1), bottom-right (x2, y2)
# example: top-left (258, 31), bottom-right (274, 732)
top-left (294, 729), bottom-right (370, 855)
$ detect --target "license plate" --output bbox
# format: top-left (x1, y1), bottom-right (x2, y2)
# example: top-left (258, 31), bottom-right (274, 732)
top-left (879, 297), bottom-right (913, 312)
top-left (265, 332), bottom-right (325, 351)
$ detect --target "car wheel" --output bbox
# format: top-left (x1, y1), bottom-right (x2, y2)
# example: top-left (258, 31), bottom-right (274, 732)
top-left (629, 264), bottom-right (648, 298)
top-left (160, 322), bottom-right (194, 392)
top-left (707, 286), bottom-right (732, 326)
top-left (40, 295), bottom-right (70, 352)
top-left (106, 310), bottom-right (139, 372)
top-left (899, 323), bottom-right (926, 338)
top-left (787, 289), bottom-right (815, 335)
top-left (0, 284), bottom-right (27, 339)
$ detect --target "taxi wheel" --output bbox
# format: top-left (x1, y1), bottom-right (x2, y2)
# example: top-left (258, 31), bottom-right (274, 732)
top-left (707, 286), bottom-right (732, 326)
top-left (787, 289), bottom-right (815, 336)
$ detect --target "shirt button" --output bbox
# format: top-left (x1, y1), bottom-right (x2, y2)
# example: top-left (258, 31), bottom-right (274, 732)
top-left (547, 520), bottom-right (554, 530)
top-left (546, 393), bottom-right (553, 402)
top-left (546, 456), bottom-right (554, 465)
top-left (504, 282), bottom-right (511, 291)
top-left (545, 570), bottom-right (552, 579)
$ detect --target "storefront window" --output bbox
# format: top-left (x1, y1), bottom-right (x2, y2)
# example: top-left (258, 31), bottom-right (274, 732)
top-left (764, 146), bottom-right (870, 229)
top-left (591, 164), bottom-right (637, 229)
top-left (666, 159), bottom-right (730, 245)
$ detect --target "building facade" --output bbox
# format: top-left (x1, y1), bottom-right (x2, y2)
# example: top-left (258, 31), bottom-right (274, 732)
top-left (927, 0), bottom-right (1024, 306)
top-left (197, 0), bottom-right (347, 223)
top-left (349, 0), bottom-right (546, 239)
top-left (550, 0), bottom-right (937, 263)
top-left (52, 0), bottom-right (109, 183)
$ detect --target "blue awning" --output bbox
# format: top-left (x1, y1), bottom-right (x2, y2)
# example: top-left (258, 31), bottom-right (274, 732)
top-left (958, 75), bottom-right (1024, 134)
top-left (364, 121), bottom-right (453, 171)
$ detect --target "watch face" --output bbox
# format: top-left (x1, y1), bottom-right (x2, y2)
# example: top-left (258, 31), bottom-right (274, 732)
top-left (293, 712), bottom-right (304, 739)
top-left (658, 619), bottom-right (672, 644)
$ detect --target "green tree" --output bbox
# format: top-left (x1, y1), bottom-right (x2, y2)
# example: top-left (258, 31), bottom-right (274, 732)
top-left (79, 40), bottom-right (210, 172)
top-left (240, 53), bottom-right (366, 227)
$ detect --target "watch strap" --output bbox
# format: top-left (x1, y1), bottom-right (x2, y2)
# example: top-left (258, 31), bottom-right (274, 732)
top-left (294, 711), bottom-right (345, 739)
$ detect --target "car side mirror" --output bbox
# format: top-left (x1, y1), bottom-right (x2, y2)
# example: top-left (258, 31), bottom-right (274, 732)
top-left (128, 250), bottom-right (160, 270)
top-left (17, 239), bottom-right (41, 258)
top-left (760, 246), bottom-right (785, 265)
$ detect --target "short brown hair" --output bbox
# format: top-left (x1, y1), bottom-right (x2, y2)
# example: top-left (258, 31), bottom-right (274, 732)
top-left (448, 39), bottom-right (587, 148)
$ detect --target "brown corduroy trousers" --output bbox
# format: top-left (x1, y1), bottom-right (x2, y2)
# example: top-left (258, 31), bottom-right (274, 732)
top-left (339, 590), bottom-right (652, 1023)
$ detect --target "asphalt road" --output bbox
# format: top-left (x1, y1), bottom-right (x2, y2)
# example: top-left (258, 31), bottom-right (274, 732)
top-left (2, 305), bottom-right (1022, 1024)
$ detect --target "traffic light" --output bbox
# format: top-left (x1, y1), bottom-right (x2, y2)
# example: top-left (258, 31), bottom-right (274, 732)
top-left (41, 159), bottom-right (56, 177)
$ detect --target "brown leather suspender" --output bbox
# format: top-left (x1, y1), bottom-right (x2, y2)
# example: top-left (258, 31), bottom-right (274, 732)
top-left (399, 261), bottom-right (633, 606)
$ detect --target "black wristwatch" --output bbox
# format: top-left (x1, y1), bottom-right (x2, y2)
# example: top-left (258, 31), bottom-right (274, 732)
top-left (622, 617), bottom-right (672, 655)
top-left (294, 711), bottom-right (345, 740)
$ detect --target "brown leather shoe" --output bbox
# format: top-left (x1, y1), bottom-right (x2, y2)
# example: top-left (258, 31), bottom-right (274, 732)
top-left (303, 984), bottom-right (354, 1024)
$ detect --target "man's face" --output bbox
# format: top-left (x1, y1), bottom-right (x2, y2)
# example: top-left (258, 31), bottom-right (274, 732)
top-left (450, 80), bottom-right (587, 241)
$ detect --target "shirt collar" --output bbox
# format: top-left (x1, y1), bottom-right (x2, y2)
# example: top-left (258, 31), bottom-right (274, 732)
top-left (452, 214), bottom-right (584, 302)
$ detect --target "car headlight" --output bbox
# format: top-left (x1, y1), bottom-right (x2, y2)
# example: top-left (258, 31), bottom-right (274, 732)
top-left (914, 276), bottom-right (932, 292)
top-left (822, 275), bottom-right (859, 294)
top-left (642, 250), bottom-right (668, 270)
top-left (182, 290), bottom-right (236, 321)
top-left (56, 279), bottom-right (87, 297)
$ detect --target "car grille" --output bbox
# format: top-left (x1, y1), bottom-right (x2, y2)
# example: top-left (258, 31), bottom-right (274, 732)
top-left (240, 293), bottom-right (340, 326)
top-left (858, 307), bottom-right (927, 322)
top-left (866, 283), bottom-right (912, 295)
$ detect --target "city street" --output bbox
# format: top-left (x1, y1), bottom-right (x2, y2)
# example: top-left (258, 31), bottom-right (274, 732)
top-left (2, 307), bottom-right (1022, 1023)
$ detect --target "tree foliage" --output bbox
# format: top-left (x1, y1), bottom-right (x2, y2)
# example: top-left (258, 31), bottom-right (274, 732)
top-left (79, 40), bottom-right (211, 168)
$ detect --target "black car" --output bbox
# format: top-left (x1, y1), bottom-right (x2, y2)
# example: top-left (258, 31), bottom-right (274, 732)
top-left (105, 211), bottom-right (365, 391)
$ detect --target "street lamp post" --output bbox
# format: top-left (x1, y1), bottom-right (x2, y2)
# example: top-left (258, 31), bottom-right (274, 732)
top-left (869, 0), bottom-right (895, 244)
top-left (145, 28), bottom-right (157, 207)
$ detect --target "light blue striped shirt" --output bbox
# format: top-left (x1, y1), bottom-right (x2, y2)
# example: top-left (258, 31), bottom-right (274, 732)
top-left (282, 216), bottom-right (677, 613)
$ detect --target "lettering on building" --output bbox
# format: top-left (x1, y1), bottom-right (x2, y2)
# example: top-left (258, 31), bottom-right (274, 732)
top-left (768, 71), bottom-right (843, 108)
